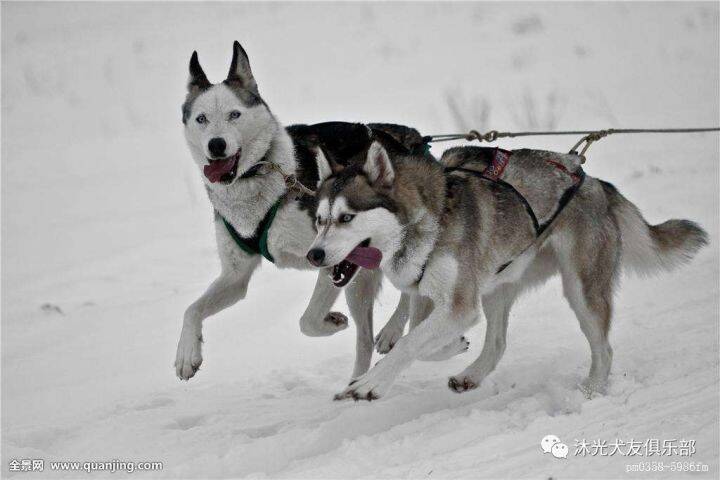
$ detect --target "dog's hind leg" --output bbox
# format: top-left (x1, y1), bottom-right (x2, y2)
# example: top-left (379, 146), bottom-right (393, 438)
top-left (554, 225), bottom-right (619, 397)
top-left (175, 224), bottom-right (261, 380)
top-left (345, 268), bottom-right (383, 380)
top-left (299, 270), bottom-right (347, 336)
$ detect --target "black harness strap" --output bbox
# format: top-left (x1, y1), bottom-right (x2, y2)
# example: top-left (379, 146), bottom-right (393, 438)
top-left (239, 162), bottom-right (266, 179)
top-left (494, 170), bottom-right (585, 274)
top-left (445, 167), bottom-right (542, 235)
top-left (538, 170), bottom-right (586, 235)
top-left (443, 149), bottom-right (585, 276)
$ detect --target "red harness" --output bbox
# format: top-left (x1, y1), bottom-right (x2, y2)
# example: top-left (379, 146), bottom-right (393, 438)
top-left (482, 148), bottom-right (512, 180)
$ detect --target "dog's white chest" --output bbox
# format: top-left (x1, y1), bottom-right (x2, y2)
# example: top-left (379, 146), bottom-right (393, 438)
top-left (266, 201), bottom-right (318, 269)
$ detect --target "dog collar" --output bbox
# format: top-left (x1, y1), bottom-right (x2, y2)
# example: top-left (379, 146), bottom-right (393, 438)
top-left (239, 162), bottom-right (266, 179)
top-left (239, 157), bottom-right (316, 199)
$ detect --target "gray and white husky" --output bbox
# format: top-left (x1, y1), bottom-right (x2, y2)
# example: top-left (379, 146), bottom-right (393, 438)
top-left (308, 131), bottom-right (708, 400)
top-left (175, 42), bottom-right (411, 383)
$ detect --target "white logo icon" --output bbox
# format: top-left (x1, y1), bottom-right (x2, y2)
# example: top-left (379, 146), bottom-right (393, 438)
top-left (541, 434), bottom-right (561, 454)
top-left (551, 442), bottom-right (569, 459)
top-left (541, 435), bottom-right (568, 459)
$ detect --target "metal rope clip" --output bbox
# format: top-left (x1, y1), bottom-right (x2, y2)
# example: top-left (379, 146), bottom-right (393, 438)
top-left (466, 129), bottom-right (499, 143)
top-left (283, 172), bottom-right (316, 198)
top-left (569, 129), bottom-right (612, 163)
top-left (284, 173), bottom-right (298, 189)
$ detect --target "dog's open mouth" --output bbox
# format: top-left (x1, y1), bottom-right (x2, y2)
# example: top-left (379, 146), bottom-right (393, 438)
top-left (329, 239), bottom-right (383, 287)
top-left (204, 150), bottom-right (241, 184)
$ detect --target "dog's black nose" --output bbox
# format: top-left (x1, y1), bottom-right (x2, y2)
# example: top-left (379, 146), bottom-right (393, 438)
top-left (208, 137), bottom-right (227, 158)
top-left (307, 249), bottom-right (326, 266)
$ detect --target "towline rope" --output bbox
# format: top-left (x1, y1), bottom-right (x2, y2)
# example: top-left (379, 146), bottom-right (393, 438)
top-left (424, 127), bottom-right (720, 161)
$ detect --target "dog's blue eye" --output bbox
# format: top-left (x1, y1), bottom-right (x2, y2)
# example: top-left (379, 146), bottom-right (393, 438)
top-left (196, 114), bottom-right (207, 124)
top-left (229, 110), bottom-right (241, 120)
top-left (339, 214), bottom-right (355, 224)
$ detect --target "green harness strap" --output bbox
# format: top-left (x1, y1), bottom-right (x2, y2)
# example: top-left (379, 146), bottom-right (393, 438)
top-left (257, 200), bottom-right (280, 262)
top-left (220, 199), bottom-right (282, 263)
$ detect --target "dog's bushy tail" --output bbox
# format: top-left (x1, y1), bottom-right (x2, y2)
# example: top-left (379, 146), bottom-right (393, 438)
top-left (602, 181), bottom-right (708, 276)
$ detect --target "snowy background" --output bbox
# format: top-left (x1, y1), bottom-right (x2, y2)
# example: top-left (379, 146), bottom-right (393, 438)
top-left (2, 2), bottom-right (719, 478)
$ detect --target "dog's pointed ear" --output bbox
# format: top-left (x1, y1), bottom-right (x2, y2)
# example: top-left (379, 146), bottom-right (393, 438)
top-left (316, 148), bottom-right (333, 187)
top-left (227, 41), bottom-right (258, 93)
top-left (363, 141), bottom-right (394, 188)
top-left (315, 146), bottom-right (343, 188)
top-left (188, 51), bottom-right (211, 90)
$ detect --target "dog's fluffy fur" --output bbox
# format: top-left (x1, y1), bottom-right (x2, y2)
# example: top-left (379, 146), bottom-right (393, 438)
top-left (176, 43), bottom-right (418, 386)
top-left (309, 132), bottom-right (708, 400)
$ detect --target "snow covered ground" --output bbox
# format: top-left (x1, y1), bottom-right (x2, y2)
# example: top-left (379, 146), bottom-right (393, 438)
top-left (2, 2), bottom-right (718, 478)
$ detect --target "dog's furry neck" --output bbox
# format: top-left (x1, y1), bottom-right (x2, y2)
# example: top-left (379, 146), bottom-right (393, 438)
top-left (206, 125), bottom-right (296, 238)
top-left (384, 157), bottom-right (447, 289)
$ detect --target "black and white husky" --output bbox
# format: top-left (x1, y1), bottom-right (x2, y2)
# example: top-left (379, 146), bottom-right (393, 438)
top-left (175, 42), bottom-right (417, 384)
top-left (308, 132), bottom-right (708, 400)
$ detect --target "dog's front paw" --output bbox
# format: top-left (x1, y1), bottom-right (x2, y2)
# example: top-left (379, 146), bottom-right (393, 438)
top-left (375, 322), bottom-right (404, 354)
top-left (299, 311), bottom-right (348, 337)
top-left (175, 327), bottom-right (203, 380)
top-left (334, 363), bottom-right (397, 402)
top-left (324, 311), bottom-right (348, 330)
top-left (333, 388), bottom-right (379, 402)
top-left (447, 375), bottom-right (478, 394)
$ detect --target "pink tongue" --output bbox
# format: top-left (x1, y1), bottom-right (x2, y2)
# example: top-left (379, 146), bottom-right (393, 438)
top-left (345, 246), bottom-right (382, 269)
top-left (204, 158), bottom-right (236, 183)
